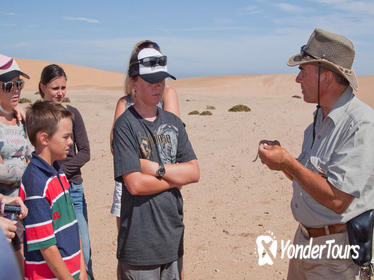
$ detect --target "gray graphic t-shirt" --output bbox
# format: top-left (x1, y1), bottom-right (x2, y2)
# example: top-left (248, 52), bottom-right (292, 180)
top-left (113, 106), bottom-right (196, 266)
top-left (0, 122), bottom-right (33, 196)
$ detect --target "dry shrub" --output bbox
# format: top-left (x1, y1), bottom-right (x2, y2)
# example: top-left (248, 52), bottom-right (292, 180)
top-left (188, 110), bottom-right (200, 115)
top-left (228, 104), bottom-right (251, 112)
top-left (200, 111), bottom-right (212, 116)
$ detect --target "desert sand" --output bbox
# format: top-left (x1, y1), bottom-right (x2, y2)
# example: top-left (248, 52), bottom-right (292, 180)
top-left (17, 58), bottom-right (374, 279)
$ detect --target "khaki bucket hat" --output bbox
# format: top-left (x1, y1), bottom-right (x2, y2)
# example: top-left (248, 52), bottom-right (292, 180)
top-left (287, 28), bottom-right (358, 91)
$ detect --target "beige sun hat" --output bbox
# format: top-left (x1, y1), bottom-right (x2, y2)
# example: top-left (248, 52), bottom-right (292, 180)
top-left (287, 28), bottom-right (358, 91)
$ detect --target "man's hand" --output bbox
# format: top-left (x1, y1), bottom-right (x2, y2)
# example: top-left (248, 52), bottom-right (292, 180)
top-left (1, 196), bottom-right (28, 219)
top-left (0, 216), bottom-right (17, 242)
top-left (258, 144), bottom-right (290, 171)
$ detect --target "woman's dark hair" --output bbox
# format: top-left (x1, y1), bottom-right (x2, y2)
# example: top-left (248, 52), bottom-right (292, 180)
top-left (39, 64), bottom-right (67, 97)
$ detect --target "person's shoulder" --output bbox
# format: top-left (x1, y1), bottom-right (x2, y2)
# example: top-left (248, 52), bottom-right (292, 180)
top-left (164, 86), bottom-right (177, 96)
top-left (117, 96), bottom-right (128, 106)
top-left (23, 160), bottom-right (40, 177)
top-left (115, 96), bottom-right (129, 114)
top-left (114, 107), bottom-right (134, 129)
top-left (119, 106), bottom-right (134, 119)
top-left (160, 108), bottom-right (177, 118)
top-left (22, 162), bottom-right (48, 195)
top-left (349, 96), bottom-right (374, 124)
top-left (66, 104), bottom-right (82, 117)
top-left (66, 104), bottom-right (77, 112)
top-left (159, 109), bottom-right (184, 127)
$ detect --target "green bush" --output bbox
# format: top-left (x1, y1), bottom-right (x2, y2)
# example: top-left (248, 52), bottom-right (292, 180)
top-left (200, 111), bottom-right (212, 116)
top-left (188, 110), bottom-right (200, 115)
top-left (228, 104), bottom-right (251, 112)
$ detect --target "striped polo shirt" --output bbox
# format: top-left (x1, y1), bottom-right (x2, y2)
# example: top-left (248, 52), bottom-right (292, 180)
top-left (19, 153), bottom-right (81, 280)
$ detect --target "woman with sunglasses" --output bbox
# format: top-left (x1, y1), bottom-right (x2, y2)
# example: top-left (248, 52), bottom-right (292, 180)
top-left (0, 54), bottom-right (33, 275)
top-left (110, 40), bottom-right (183, 280)
top-left (38, 64), bottom-right (94, 279)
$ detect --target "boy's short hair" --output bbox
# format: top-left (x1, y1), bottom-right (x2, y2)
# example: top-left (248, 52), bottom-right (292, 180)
top-left (26, 100), bottom-right (73, 146)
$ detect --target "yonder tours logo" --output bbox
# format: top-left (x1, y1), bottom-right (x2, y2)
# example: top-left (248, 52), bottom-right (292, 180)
top-left (255, 231), bottom-right (359, 266)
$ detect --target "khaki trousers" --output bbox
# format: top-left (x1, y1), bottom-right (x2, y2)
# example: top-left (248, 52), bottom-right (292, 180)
top-left (287, 226), bottom-right (360, 280)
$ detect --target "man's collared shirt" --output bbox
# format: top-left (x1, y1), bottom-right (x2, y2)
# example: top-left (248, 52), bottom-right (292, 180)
top-left (291, 87), bottom-right (374, 227)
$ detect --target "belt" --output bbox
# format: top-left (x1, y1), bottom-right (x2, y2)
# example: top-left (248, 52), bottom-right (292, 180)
top-left (300, 223), bottom-right (347, 239)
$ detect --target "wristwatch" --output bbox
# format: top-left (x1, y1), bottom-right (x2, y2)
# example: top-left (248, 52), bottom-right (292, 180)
top-left (157, 162), bottom-right (165, 179)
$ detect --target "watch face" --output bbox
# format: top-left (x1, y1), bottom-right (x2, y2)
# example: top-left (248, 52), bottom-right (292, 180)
top-left (157, 164), bottom-right (165, 178)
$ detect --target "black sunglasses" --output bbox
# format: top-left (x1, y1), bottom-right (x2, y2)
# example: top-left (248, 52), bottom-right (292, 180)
top-left (300, 45), bottom-right (317, 59)
top-left (132, 56), bottom-right (167, 67)
top-left (137, 41), bottom-right (161, 52)
top-left (1, 79), bottom-right (24, 93)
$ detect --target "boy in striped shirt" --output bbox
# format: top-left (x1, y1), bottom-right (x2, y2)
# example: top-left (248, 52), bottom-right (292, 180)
top-left (19, 101), bottom-right (88, 280)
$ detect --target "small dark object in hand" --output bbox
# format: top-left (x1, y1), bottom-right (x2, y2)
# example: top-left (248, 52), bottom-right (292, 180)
top-left (4, 204), bottom-right (21, 221)
top-left (252, 140), bottom-right (281, 162)
top-left (4, 205), bottom-right (22, 249)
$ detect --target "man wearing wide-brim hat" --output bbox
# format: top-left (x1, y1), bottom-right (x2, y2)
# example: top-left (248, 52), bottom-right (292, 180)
top-left (258, 28), bottom-right (374, 279)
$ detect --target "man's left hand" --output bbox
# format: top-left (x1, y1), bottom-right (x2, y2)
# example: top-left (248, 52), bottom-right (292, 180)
top-left (258, 144), bottom-right (289, 171)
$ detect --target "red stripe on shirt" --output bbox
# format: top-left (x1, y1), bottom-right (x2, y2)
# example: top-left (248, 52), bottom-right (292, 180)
top-left (45, 177), bottom-right (68, 206)
top-left (25, 221), bottom-right (54, 243)
top-left (59, 174), bottom-right (70, 190)
top-left (25, 251), bottom-right (81, 280)
top-left (19, 183), bottom-right (26, 201)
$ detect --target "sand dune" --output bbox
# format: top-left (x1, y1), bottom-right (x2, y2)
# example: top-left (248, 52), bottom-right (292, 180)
top-left (18, 57), bottom-right (373, 106)
top-left (17, 58), bottom-right (124, 92)
top-left (16, 58), bottom-right (374, 279)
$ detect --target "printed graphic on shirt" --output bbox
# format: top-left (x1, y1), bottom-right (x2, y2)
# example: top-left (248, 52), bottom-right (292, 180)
top-left (0, 123), bottom-right (32, 185)
top-left (138, 131), bottom-right (152, 160)
top-left (137, 124), bottom-right (178, 163)
top-left (156, 124), bottom-right (178, 164)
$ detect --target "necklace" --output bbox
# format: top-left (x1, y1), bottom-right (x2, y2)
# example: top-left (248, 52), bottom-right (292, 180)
top-left (0, 104), bottom-right (14, 118)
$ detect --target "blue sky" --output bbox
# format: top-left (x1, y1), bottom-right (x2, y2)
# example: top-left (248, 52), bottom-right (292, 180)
top-left (1, 0), bottom-right (374, 78)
